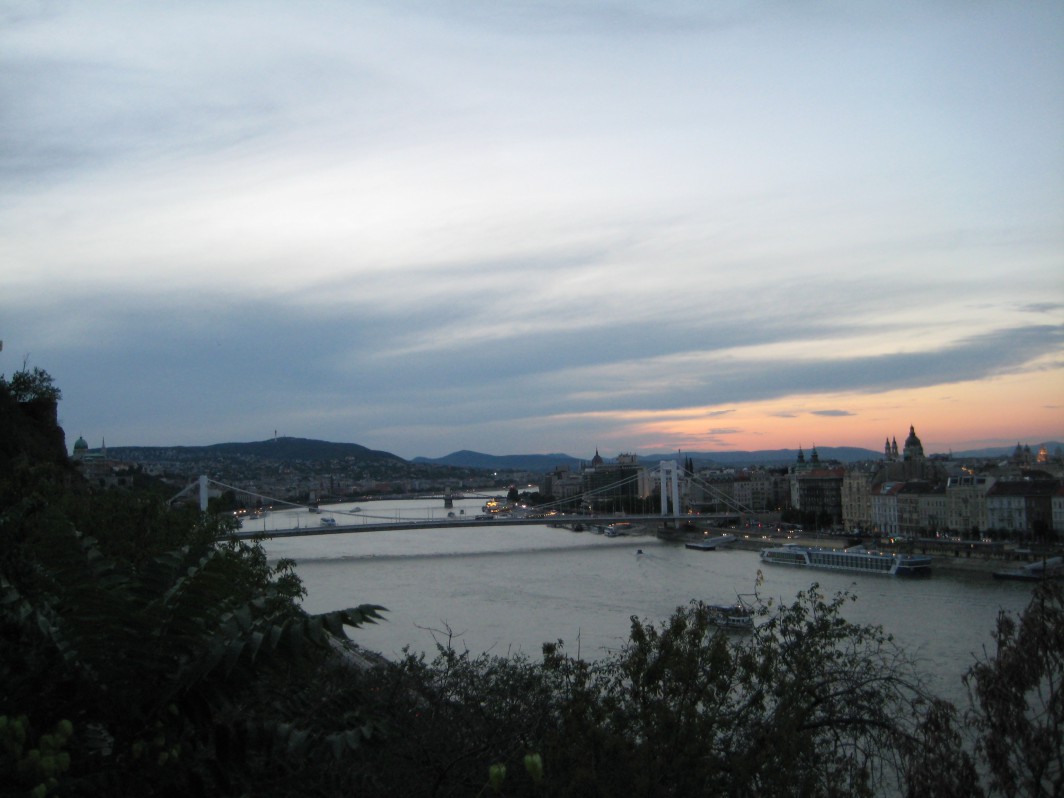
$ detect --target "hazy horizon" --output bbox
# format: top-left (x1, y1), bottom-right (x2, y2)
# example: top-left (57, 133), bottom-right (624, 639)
top-left (75, 431), bottom-right (1062, 464)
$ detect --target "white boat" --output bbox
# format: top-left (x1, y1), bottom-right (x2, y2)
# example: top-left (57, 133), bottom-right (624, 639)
top-left (760, 543), bottom-right (931, 576)
top-left (685, 534), bottom-right (737, 551)
top-left (993, 556), bottom-right (1063, 582)
top-left (320, 516), bottom-right (337, 527)
top-left (705, 596), bottom-right (754, 631)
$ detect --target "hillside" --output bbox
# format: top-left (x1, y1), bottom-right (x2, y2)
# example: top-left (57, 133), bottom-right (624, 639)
top-left (102, 436), bottom-right (406, 466)
top-left (92, 438), bottom-right (1064, 477)
top-left (416, 447), bottom-right (883, 471)
top-left (412, 450), bottom-right (584, 472)
top-left (417, 443), bottom-right (1064, 472)
top-left (644, 447), bottom-right (883, 467)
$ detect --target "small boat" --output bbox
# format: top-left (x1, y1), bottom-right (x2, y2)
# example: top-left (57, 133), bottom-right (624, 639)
top-left (308, 506), bottom-right (321, 514)
top-left (705, 596), bottom-right (754, 631)
top-left (760, 543), bottom-right (931, 576)
top-left (686, 534), bottom-right (737, 551)
top-left (320, 516), bottom-right (337, 527)
top-left (993, 556), bottom-right (1063, 582)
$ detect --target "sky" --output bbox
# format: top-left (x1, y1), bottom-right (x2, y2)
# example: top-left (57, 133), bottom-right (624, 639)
top-left (2, 0), bottom-right (1062, 460)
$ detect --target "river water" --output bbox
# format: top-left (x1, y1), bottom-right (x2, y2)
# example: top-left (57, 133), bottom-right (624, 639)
top-left (257, 496), bottom-right (1035, 704)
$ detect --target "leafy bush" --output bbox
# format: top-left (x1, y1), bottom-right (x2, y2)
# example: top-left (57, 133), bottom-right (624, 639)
top-left (0, 462), bottom-right (385, 796)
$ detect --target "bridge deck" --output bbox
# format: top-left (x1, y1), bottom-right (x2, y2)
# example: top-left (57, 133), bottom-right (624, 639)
top-left (228, 515), bottom-right (692, 540)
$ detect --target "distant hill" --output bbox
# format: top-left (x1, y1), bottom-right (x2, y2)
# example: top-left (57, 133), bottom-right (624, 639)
top-left (639, 447), bottom-right (876, 467)
top-left (412, 450), bottom-right (584, 472)
top-left (103, 436), bottom-right (406, 465)
top-left (97, 438), bottom-right (1064, 475)
top-left (949, 441), bottom-right (1063, 460)
top-left (414, 447), bottom-right (884, 471)
top-left (418, 443), bottom-right (1064, 472)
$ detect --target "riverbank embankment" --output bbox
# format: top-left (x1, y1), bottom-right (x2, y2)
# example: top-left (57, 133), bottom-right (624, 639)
top-left (666, 528), bottom-right (1062, 577)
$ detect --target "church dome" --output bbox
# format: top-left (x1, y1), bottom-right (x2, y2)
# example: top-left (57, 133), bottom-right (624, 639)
top-left (902, 425), bottom-right (924, 461)
top-left (73, 436), bottom-right (88, 460)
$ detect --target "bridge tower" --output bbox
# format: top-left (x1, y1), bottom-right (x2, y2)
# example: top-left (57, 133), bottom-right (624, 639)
top-left (659, 460), bottom-right (682, 526)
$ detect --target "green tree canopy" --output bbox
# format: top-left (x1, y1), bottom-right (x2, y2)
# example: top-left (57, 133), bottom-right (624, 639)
top-left (2, 361), bottom-right (62, 403)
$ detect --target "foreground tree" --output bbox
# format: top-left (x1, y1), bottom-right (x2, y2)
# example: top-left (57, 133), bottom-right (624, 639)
top-left (589, 587), bottom-right (940, 797)
top-left (966, 580), bottom-right (1063, 798)
top-left (0, 462), bottom-right (385, 796)
top-left (347, 586), bottom-right (951, 797)
top-left (1, 360), bottom-right (62, 403)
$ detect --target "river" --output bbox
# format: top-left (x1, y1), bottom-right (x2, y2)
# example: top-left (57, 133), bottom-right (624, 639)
top-left (258, 496), bottom-right (1036, 705)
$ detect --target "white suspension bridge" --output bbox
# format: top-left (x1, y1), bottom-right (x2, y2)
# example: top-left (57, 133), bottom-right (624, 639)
top-left (171, 461), bottom-right (762, 540)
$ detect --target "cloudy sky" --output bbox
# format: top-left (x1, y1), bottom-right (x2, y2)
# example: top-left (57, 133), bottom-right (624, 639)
top-left (2, 1), bottom-right (1062, 459)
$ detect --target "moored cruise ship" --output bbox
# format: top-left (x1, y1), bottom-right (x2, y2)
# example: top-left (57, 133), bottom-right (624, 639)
top-left (760, 543), bottom-right (931, 576)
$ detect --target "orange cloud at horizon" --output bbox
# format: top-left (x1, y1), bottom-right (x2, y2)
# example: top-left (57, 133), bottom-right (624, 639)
top-left (608, 367), bottom-right (1064, 455)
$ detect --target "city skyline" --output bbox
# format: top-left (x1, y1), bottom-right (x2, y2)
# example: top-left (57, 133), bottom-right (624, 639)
top-left (2, 2), bottom-right (1062, 460)
top-left (67, 424), bottom-right (1062, 464)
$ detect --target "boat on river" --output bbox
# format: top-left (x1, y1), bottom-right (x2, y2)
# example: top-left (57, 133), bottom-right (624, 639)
top-left (320, 516), bottom-right (337, 527)
top-left (992, 556), bottom-right (1063, 582)
top-left (705, 596), bottom-right (754, 631)
top-left (686, 534), bottom-right (736, 551)
top-left (760, 543), bottom-right (931, 576)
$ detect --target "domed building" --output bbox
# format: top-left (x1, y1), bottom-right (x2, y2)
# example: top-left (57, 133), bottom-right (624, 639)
top-left (874, 425), bottom-right (941, 485)
top-left (884, 426), bottom-right (927, 464)
top-left (902, 425), bottom-right (925, 462)
top-left (72, 436), bottom-right (106, 463)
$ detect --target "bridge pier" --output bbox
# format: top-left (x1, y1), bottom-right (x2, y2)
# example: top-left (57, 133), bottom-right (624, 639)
top-left (659, 460), bottom-right (682, 528)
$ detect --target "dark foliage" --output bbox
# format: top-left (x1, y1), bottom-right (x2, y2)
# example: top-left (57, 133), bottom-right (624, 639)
top-left (2, 364), bottom-right (62, 404)
top-left (335, 589), bottom-right (943, 797)
top-left (966, 580), bottom-right (1063, 798)
top-left (1, 433), bottom-right (385, 796)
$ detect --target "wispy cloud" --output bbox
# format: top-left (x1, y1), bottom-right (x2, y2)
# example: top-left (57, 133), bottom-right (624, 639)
top-left (1, 1), bottom-right (1061, 457)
